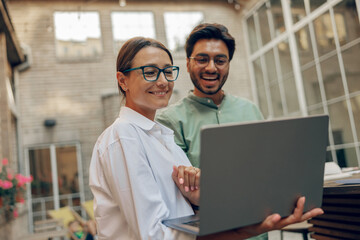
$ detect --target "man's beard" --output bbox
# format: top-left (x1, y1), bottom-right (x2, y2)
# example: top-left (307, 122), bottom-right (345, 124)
top-left (190, 71), bottom-right (228, 95)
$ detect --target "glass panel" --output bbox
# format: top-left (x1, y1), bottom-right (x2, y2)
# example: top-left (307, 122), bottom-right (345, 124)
top-left (308, 105), bottom-right (325, 115)
top-left (253, 58), bottom-right (264, 87)
top-left (253, 57), bottom-right (269, 117)
top-left (326, 151), bottom-right (334, 162)
top-left (33, 215), bottom-right (43, 223)
top-left (164, 12), bottom-right (203, 52)
top-left (342, 42), bottom-right (360, 94)
top-left (54, 12), bottom-right (102, 60)
top-left (258, 3), bottom-right (272, 46)
top-left (328, 100), bottom-right (354, 145)
top-left (283, 76), bottom-right (300, 113)
top-left (314, 12), bottom-right (337, 56)
top-left (296, 25), bottom-right (314, 67)
top-left (247, 16), bottom-right (259, 53)
top-left (290, 0), bottom-right (306, 23)
top-left (302, 66), bottom-right (322, 106)
top-left (29, 148), bottom-right (53, 198)
top-left (257, 86), bottom-right (269, 118)
top-left (333, 0), bottom-right (360, 45)
top-left (56, 145), bottom-right (80, 207)
top-left (32, 198), bottom-right (55, 217)
top-left (350, 95), bottom-right (360, 141)
top-left (269, 82), bottom-right (284, 117)
top-left (270, 0), bottom-right (285, 36)
top-left (336, 147), bottom-right (358, 167)
top-left (111, 12), bottom-right (155, 52)
top-left (277, 40), bottom-right (293, 78)
top-left (72, 196), bottom-right (81, 207)
top-left (310, 0), bottom-right (328, 12)
top-left (320, 55), bottom-right (345, 100)
top-left (32, 202), bottom-right (44, 219)
top-left (264, 49), bottom-right (277, 84)
top-left (333, 12), bottom-right (348, 46)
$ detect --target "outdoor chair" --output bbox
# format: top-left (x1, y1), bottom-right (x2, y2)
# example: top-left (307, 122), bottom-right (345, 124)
top-left (82, 200), bottom-right (94, 220)
top-left (48, 206), bottom-right (89, 240)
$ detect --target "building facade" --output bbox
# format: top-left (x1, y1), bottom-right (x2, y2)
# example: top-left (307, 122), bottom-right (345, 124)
top-left (7, 0), bottom-right (251, 230)
top-left (0, 0), bottom-right (28, 238)
top-left (243, 0), bottom-right (360, 168)
top-left (3, 0), bottom-right (360, 235)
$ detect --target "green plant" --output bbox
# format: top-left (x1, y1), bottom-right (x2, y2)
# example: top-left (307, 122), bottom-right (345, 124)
top-left (0, 158), bottom-right (32, 219)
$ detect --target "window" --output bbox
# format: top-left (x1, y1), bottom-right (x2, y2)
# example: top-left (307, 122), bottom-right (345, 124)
top-left (54, 12), bottom-right (102, 61)
top-left (111, 12), bottom-right (155, 52)
top-left (164, 12), bottom-right (203, 52)
top-left (27, 144), bottom-right (84, 230)
top-left (245, 0), bottom-right (360, 167)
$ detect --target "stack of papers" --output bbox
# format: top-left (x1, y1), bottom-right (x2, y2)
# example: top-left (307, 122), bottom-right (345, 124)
top-left (324, 162), bottom-right (360, 181)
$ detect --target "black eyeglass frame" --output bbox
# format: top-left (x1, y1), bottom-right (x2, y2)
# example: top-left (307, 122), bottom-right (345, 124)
top-left (122, 65), bottom-right (180, 82)
top-left (189, 55), bottom-right (229, 68)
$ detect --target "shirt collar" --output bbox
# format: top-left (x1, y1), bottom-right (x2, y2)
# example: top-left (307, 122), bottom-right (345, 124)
top-left (119, 106), bottom-right (173, 135)
top-left (187, 90), bottom-right (227, 109)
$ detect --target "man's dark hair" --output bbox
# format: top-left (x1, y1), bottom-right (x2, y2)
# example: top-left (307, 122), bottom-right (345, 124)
top-left (185, 23), bottom-right (236, 60)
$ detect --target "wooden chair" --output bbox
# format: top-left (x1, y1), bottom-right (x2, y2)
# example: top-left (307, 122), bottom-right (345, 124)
top-left (48, 206), bottom-right (89, 240)
top-left (81, 200), bottom-right (94, 220)
top-left (48, 206), bottom-right (78, 227)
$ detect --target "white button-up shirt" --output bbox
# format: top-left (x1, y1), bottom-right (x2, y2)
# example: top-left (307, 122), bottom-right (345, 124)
top-left (89, 107), bottom-right (195, 240)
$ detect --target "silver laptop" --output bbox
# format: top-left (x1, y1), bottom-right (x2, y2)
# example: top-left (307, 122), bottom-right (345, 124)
top-left (163, 115), bottom-right (329, 236)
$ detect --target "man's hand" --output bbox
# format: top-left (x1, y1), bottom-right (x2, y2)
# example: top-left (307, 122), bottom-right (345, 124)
top-left (237, 196), bottom-right (323, 237)
top-left (172, 165), bottom-right (200, 206)
top-left (198, 196), bottom-right (324, 240)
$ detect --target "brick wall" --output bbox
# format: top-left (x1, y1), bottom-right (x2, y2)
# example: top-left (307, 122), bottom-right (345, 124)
top-left (0, 33), bottom-right (17, 166)
top-left (0, 31), bottom-right (26, 240)
top-left (8, 0), bottom-right (254, 199)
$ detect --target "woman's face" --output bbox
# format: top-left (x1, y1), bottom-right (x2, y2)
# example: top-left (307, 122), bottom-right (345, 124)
top-left (119, 46), bottom-right (174, 120)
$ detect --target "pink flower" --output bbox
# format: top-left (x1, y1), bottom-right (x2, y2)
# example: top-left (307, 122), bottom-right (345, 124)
top-left (7, 172), bottom-right (13, 180)
top-left (2, 158), bottom-right (8, 166)
top-left (15, 174), bottom-right (32, 187)
top-left (13, 209), bottom-right (18, 218)
top-left (19, 198), bottom-right (25, 204)
top-left (1, 180), bottom-right (13, 189)
top-left (16, 174), bottom-right (25, 187)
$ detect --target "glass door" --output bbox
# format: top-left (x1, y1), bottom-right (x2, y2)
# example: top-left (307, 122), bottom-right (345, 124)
top-left (26, 143), bottom-right (84, 231)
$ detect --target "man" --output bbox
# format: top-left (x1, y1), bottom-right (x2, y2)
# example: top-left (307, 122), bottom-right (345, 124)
top-left (156, 23), bottom-right (267, 240)
top-left (156, 23), bottom-right (263, 167)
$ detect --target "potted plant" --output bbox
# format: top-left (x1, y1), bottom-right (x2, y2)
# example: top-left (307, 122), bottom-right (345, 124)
top-left (0, 158), bottom-right (32, 219)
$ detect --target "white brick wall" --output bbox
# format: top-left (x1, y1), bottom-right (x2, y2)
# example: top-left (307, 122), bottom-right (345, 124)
top-left (8, 0), bottom-right (254, 199)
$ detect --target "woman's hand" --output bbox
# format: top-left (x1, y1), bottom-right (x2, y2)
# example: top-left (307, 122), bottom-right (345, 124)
top-left (172, 165), bottom-right (200, 206)
top-left (198, 196), bottom-right (324, 240)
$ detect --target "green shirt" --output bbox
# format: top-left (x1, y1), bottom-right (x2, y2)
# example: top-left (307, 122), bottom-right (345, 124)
top-left (156, 92), bottom-right (264, 167)
top-left (157, 92), bottom-right (267, 240)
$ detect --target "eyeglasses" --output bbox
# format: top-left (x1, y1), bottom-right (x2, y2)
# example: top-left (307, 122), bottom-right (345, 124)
top-left (123, 65), bottom-right (179, 82)
top-left (189, 55), bottom-right (229, 68)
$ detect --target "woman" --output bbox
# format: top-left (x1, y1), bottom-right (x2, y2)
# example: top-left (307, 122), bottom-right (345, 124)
top-left (89, 37), bottom-right (323, 240)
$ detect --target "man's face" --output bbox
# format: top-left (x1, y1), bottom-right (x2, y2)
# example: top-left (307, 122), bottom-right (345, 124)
top-left (187, 39), bottom-right (230, 97)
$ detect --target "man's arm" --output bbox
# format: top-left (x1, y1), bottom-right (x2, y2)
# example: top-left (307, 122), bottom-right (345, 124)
top-left (156, 112), bottom-right (189, 153)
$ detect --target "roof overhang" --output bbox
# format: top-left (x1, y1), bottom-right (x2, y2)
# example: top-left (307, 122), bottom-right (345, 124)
top-left (0, 0), bottom-right (24, 66)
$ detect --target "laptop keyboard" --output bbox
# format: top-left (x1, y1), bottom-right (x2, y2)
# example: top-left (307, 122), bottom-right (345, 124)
top-left (184, 220), bottom-right (200, 228)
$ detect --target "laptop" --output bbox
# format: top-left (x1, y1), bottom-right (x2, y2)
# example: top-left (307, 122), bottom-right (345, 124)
top-left (163, 115), bottom-right (329, 236)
